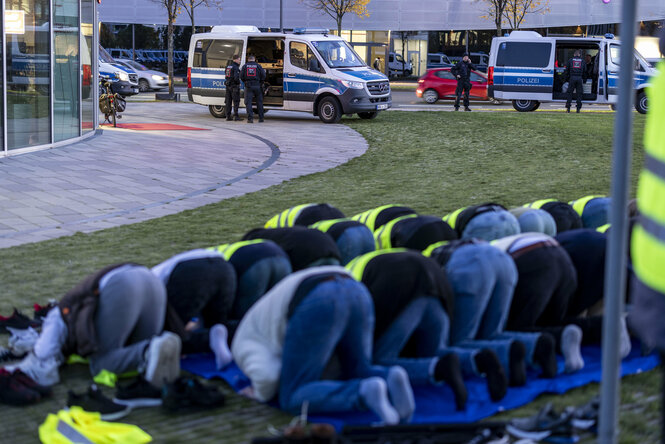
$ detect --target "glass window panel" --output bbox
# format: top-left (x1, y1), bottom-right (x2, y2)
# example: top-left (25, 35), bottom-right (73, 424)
top-left (54, 0), bottom-right (80, 142)
top-left (5, 0), bottom-right (51, 149)
top-left (496, 42), bottom-right (552, 68)
top-left (0, 9), bottom-right (4, 152)
top-left (81, 0), bottom-right (94, 133)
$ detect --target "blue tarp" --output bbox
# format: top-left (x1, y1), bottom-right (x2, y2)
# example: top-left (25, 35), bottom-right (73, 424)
top-left (181, 343), bottom-right (658, 429)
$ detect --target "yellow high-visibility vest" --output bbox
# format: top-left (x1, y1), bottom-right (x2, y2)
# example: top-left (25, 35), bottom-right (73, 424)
top-left (209, 239), bottom-right (267, 260)
top-left (265, 203), bottom-right (315, 228)
top-left (596, 223), bottom-right (611, 233)
top-left (569, 195), bottom-right (607, 217)
top-left (310, 218), bottom-right (349, 233)
top-left (523, 198), bottom-right (557, 209)
top-left (632, 62), bottom-right (665, 294)
top-left (373, 214), bottom-right (418, 250)
top-left (442, 207), bottom-right (466, 229)
top-left (351, 204), bottom-right (405, 232)
top-left (422, 240), bottom-right (452, 257)
top-left (346, 248), bottom-right (409, 281)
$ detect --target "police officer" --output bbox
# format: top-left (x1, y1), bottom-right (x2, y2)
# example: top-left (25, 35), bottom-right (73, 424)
top-left (450, 53), bottom-right (476, 112)
top-left (565, 50), bottom-right (587, 113)
top-left (225, 54), bottom-right (242, 121)
top-left (240, 54), bottom-right (266, 123)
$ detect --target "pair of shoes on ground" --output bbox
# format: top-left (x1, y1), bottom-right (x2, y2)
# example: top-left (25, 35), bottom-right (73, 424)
top-left (453, 107), bottom-right (472, 112)
top-left (227, 116), bottom-right (243, 121)
top-left (0, 368), bottom-right (52, 406)
top-left (68, 384), bottom-right (132, 421)
top-left (0, 308), bottom-right (42, 333)
top-left (5, 351), bottom-right (62, 386)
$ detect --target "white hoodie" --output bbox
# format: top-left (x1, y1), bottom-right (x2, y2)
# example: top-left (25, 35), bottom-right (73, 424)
top-left (231, 266), bottom-right (351, 402)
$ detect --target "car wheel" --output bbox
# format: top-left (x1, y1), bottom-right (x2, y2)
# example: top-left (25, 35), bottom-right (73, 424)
top-left (138, 79), bottom-right (150, 92)
top-left (512, 99), bottom-right (539, 112)
top-left (610, 104), bottom-right (617, 111)
top-left (423, 89), bottom-right (439, 104)
top-left (358, 111), bottom-right (379, 119)
top-left (404, 69), bottom-right (412, 77)
top-left (635, 91), bottom-right (648, 114)
top-left (318, 96), bottom-right (342, 124)
top-left (209, 105), bottom-right (226, 118)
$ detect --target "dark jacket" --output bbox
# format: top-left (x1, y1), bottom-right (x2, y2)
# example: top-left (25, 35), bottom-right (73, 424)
top-left (225, 61), bottom-right (241, 87)
top-left (59, 263), bottom-right (131, 357)
top-left (454, 203), bottom-right (507, 238)
top-left (358, 251), bottom-right (453, 339)
top-left (565, 56), bottom-right (587, 80)
top-left (451, 60), bottom-right (476, 81)
top-left (240, 61), bottom-right (266, 85)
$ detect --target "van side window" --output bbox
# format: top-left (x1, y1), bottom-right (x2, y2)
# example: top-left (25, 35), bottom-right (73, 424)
top-left (496, 42), bottom-right (551, 68)
top-left (193, 39), bottom-right (244, 68)
top-left (290, 41), bottom-right (321, 72)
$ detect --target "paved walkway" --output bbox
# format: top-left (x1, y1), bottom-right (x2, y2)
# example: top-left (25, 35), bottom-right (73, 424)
top-left (0, 102), bottom-right (368, 248)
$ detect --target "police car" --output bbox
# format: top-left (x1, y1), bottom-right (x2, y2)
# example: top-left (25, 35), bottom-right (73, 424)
top-left (187, 26), bottom-right (391, 123)
top-left (488, 31), bottom-right (655, 114)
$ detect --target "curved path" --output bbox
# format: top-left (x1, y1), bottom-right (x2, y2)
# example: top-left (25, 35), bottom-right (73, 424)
top-left (0, 102), bottom-right (368, 248)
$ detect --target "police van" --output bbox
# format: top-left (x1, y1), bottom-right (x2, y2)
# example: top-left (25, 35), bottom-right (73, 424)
top-left (487, 31), bottom-right (655, 113)
top-left (187, 26), bottom-right (391, 123)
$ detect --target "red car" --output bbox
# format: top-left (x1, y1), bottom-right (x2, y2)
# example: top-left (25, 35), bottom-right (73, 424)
top-left (416, 68), bottom-right (490, 104)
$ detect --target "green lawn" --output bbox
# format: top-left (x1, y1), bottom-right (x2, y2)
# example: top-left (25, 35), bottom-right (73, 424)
top-left (0, 111), bottom-right (657, 442)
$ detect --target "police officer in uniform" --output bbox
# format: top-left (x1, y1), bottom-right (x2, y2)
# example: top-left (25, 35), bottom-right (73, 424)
top-left (565, 50), bottom-right (587, 113)
top-left (450, 53), bottom-right (476, 112)
top-left (225, 54), bottom-right (242, 121)
top-left (240, 54), bottom-right (266, 123)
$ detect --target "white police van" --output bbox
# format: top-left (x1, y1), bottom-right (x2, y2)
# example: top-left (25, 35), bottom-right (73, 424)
top-left (488, 31), bottom-right (655, 114)
top-left (187, 26), bottom-right (391, 123)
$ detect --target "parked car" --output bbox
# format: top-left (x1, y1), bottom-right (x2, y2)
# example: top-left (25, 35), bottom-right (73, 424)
top-left (388, 52), bottom-right (413, 77)
top-left (415, 67), bottom-right (496, 104)
top-left (427, 53), bottom-right (453, 69)
top-left (115, 58), bottom-right (168, 92)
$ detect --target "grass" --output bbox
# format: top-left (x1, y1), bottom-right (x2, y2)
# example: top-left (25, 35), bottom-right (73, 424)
top-left (0, 110), bottom-right (656, 442)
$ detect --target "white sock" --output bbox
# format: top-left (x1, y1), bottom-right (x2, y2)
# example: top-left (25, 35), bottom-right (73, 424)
top-left (562, 325), bottom-right (584, 373)
top-left (359, 377), bottom-right (400, 425)
top-left (386, 366), bottom-right (415, 423)
top-left (619, 315), bottom-right (632, 359)
top-left (210, 324), bottom-right (233, 370)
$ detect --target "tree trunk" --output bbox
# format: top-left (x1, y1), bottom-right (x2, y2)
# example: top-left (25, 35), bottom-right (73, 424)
top-left (168, 16), bottom-right (175, 96)
top-left (190, 4), bottom-right (195, 34)
top-left (337, 16), bottom-right (342, 36)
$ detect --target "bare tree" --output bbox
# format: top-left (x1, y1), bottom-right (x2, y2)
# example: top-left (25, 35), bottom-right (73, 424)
top-left (300, 0), bottom-right (371, 36)
top-left (177, 0), bottom-right (223, 34)
top-left (503, 0), bottom-right (550, 31)
top-left (151, 0), bottom-right (179, 97)
top-left (476, 0), bottom-right (509, 36)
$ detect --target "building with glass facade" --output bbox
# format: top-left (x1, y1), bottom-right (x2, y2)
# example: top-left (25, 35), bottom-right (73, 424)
top-left (1, 0), bottom-right (98, 155)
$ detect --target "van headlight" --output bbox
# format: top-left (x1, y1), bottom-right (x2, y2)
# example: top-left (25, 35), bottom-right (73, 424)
top-left (152, 75), bottom-right (165, 81)
top-left (341, 80), bottom-right (364, 89)
top-left (117, 71), bottom-right (129, 82)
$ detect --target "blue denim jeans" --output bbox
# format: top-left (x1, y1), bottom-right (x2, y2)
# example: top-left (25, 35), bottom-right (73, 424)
top-left (279, 276), bottom-right (391, 414)
top-left (462, 210), bottom-right (521, 242)
top-left (373, 297), bottom-right (478, 381)
top-left (446, 244), bottom-right (541, 369)
top-left (581, 197), bottom-right (611, 229)
top-left (336, 225), bottom-right (376, 265)
top-left (516, 209), bottom-right (557, 236)
top-left (231, 255), bottom-right (292, 320)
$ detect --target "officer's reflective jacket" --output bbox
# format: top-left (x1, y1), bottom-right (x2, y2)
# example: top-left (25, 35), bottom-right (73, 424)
top-left (265, 203), bottom-right (345, 228)
top-left (351, 205), bottom-right (417, 232)
top-left (374, 215), bottom-right (457, 250)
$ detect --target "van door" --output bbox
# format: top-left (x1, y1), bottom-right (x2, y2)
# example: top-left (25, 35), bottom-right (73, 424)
top-left (284, 40), bottom-right (325, 112)
top-left (493, 39), bottom-right (554, 101)
top-left (606, 42), bottom-right (621, 103)
top-left (190, 36), bottom-right (246, 106)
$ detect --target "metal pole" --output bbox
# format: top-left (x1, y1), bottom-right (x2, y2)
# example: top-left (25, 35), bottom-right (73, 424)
top-left (132, 24), bottom-right (135, 61)
top-left (598, 0), bottom-right (638, 442)
top-left (280, 0), bottom-right (283, 33)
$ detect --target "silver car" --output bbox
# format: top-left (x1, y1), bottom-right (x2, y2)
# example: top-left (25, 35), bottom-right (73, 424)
top-left (114, 59), bottom-right (169, 92)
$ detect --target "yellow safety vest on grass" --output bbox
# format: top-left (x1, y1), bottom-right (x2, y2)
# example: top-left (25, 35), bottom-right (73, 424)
top-left (265, 204), bottom-right (315, 228)
top-left (523, 199), bottom-right (557, 209)
top-left (632, 61), bottom-right (665, 294)
top-left (209, 239), bottom-right (267, 260)
top-left (352, 205), bottom-right (405, 232)
top-left (373, 214), bottom-right (418, 249)
top-left (569, 195), bottom-right (606, 217)
top-left (346, 248), bottom-right (408, 281)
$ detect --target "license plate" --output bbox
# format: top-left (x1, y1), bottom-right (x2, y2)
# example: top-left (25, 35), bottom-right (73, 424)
top-left (376, 104), bottom-right (389, 110)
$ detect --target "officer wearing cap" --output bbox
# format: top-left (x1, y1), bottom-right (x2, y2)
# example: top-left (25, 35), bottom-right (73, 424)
top-left (565, 50), bottom-right (587, 113)
top-left (225, 54), bottom-right (242, 121)
top-left (450, 53), bottom-right (476, 112)
top-left (240, 54), bottom-right (266, 123)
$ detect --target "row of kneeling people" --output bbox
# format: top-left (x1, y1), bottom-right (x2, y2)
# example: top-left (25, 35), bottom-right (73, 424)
top-left (12, 196), bottom-right (638, 423)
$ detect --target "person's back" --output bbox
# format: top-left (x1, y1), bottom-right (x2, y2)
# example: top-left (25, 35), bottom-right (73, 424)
top-left (240, 54), bottom-right (266, 123)
top-left (564, 50), bottom-right (587, 112)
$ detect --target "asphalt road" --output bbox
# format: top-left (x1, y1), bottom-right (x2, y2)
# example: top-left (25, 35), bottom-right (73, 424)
top-left (143, 85), bottom-right (615, 113)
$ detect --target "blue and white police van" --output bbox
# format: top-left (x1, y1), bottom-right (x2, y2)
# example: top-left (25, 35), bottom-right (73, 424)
top-left (487, 31), bottom-right (655, 113)
top-left (187, 26), bottom-right (391, 123)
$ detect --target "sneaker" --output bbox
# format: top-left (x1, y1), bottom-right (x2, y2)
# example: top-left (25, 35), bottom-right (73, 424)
top-left (507, 402), bottom-right (573, 440)
top-left (258, 118), bottom-right (265, 123)
top-left (11, 369), bottom-right (52, 398)
top-left (162, 376), bottom-right (225, 412)
top-left (0, 308), bottom-right (41, 333)
top-left (144, 332), bottom-right (181, 388)
top-left (67, 384), bottom-right (131, 421)
top-left (8, 326), bottom-right (39, 355)
top-left (454, 107), bottom-right (460, 111)
top-left (247, 119), bottom-right (254, 123)
top-left (0, 346), bottom-right (25, 363)
top-left (226, 116), bottom-right (233, 121)
top-left (465, 107), bottom-right (472, 112)
top-left (33, 300), bottom-right (57, 321)
top-left (114, 375), bottom-right (162, 408)
top-left (566, 107), bottom-right (571, 113)
top-left (5, 352), bottom-right (61, 386)
top-left (0, 368), bottom-right (41, 406)
top-left (234, 116), bottom-right (242, 121)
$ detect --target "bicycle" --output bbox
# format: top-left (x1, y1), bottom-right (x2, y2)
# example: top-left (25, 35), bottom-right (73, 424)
top-left (98, 76), bottom-right (124, 127)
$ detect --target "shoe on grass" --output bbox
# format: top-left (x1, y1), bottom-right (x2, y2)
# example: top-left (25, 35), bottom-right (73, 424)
top-left (162, 376), bottom-right (225, 412)
top-left (114, 375), bottom-right (162, 408)
top-left (144, 332), bottom-right (181, 388)
top-left (0, 308), bottom-right (41, 333)
top-left (0, 368), bottom-right (41, 406)
top-left (67, 384), bottom-right (131, 421)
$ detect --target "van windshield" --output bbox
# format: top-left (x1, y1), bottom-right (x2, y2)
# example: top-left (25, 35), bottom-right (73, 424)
top-left (610, 44), bottom-right (649, 70)
top-left (312, 40), bottom-right (365, 68)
